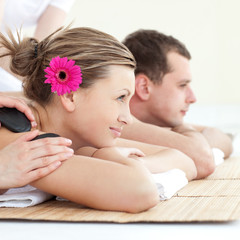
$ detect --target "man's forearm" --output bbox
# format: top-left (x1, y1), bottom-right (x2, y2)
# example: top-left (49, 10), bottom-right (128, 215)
top-left (200, 127), bottom-right (233, 158)
top-left (188, 124), bottom-right (233, 158)
top-left (122, 119), bottom-right (215, 179)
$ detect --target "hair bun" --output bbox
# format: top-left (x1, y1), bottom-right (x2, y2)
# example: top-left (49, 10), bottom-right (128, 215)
top-left (10, 38), bottom-right (39, 77)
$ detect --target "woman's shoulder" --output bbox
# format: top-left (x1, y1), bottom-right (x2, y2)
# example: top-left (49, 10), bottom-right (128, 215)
top-left (0, 127), bottom-right (25, 149)
top-left (75, 146), bottom-right (97, 157)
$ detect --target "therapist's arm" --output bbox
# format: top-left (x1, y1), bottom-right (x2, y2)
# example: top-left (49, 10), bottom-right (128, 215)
top-left (34, 5), bottom-right (67, 41)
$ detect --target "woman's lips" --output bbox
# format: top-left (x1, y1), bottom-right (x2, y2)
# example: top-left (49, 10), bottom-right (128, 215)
top-left (110, 127), bottom-right (122, 137)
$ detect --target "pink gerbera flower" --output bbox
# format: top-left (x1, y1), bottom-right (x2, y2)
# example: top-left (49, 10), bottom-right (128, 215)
top-left (44, 56), bottom-right (82, 96)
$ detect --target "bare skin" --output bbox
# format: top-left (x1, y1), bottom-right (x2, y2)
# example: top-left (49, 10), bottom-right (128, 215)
top-left (0, 65), bottom-right (197, 212)
top-left (122, 118), bottom-right (214, 179)
top-left (122, 52), bottom-right (232, 179)
top-left (0, 95), bottom-right (74, 192)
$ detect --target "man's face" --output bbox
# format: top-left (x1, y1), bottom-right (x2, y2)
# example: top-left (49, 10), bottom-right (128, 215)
top-left (147, 52), bottom-right (196, 127)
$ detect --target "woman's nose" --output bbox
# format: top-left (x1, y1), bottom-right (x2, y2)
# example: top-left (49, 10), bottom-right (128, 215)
top-left (118, 106), bottom-right (133, 125)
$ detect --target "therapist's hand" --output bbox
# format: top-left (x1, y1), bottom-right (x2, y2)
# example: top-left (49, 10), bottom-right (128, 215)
top-left (0, 130), bottom-right (73, 192)
top-left (0, 95), bottom-right (37, 128)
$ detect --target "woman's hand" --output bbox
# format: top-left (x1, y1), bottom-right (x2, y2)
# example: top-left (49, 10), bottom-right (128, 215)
top-left (115, 147), bottom-right (145, 159)
top-left (0, 130), bottom-right (74, 191)
top-left (91, 146), bottom-right (145, 163)
top-left (0, 95), bottom-right (37, 128)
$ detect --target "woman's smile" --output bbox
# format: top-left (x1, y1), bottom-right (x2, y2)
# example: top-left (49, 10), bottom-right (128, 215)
top-left (110, 127), bottom-right (122, 138)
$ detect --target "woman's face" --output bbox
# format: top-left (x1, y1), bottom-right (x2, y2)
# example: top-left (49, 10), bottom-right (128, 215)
top-left (74, 65), bottom-right (135, 148)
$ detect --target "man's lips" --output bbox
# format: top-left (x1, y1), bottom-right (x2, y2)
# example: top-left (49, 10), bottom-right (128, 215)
top-left (110, 127), bottom-right (122, 137)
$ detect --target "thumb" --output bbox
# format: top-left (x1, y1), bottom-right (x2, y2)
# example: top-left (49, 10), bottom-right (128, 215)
top-left (14, 130), bottom-right (39, 143)
top-left (129, 148), bottom-right (145, 157)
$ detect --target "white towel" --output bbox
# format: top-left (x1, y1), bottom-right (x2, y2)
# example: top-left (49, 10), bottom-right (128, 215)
top-left (0, 185), bottom-right (53, 207)
top-left (152, 169), bottom-right (188, 200)
top-left (212, 148), bottom-right (224, 166)
top-left (0, 67), bottom-right (22, 92)
top-left (231, 133), bottom-right (240, 157)
top-left (152, 148), bottom-right (225, 201)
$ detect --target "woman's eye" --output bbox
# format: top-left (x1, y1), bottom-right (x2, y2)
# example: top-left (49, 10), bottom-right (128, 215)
top-left (117, 95), bottom-right (126, 102)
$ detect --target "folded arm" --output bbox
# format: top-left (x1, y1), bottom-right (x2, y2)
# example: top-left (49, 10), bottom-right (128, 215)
top-left (115, 138), bottom-right (197, 181)
top-left (121, 117), bottom-right (215, 179)
top-left (190, 124), bottom-right (233, 158)
top-left (32, 151), bottom-right (159, 213)
top-left (0, 130), bottom-right (159, 213)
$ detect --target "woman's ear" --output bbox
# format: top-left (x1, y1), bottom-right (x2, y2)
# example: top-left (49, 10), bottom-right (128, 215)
top-left (60, 92), bottom-right (77, 112)
top-left (135, 74), bottom-right (151, 101)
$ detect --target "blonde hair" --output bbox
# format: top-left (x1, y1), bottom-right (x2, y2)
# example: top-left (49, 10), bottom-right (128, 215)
top-left (0, 27), bottom-right (136, 105)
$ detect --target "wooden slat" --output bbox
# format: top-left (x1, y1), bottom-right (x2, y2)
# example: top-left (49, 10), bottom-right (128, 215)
top-left (1, 157), bottom-right (240, 222)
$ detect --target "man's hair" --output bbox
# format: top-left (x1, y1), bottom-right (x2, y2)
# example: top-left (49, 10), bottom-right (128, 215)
top-left (122, 29), bottom-right (191, 84)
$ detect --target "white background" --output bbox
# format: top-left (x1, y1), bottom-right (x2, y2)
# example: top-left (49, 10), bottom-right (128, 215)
top-left (0, 220), bottom-right (240, 240)
top-left (64, 0), bottom-right (240, 105)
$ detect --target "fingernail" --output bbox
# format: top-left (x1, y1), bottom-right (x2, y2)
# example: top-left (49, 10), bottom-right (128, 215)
top-left (67, 148), bottom-right (74, 153)
top-left (31, 121), bottom-right (37, 128)
top-left (65, 138), bottom-right (72, 145)
top-left (65, 152), bottom-right (73, 158)
top-left (54, 161), bottom-right (61, 167)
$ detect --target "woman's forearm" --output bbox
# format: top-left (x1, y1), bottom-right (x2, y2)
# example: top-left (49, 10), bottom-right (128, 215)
top-left (31, 154), bottom-right (159, 213)
top-left (116, 138), bottom-right (197, 180)
top-left (122, 119), bottom-right (215, 179)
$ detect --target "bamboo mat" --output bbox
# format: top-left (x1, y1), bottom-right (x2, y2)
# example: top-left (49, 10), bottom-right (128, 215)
top-left (1, 156), bottom-right (240, 223)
